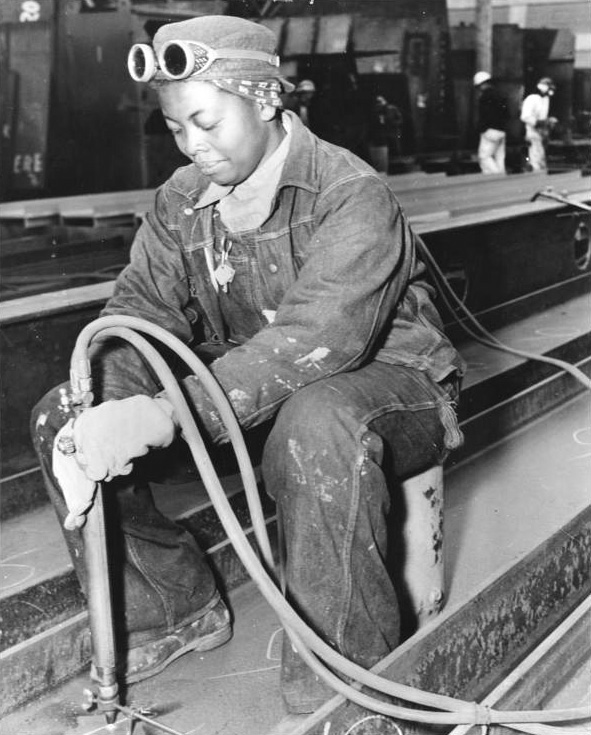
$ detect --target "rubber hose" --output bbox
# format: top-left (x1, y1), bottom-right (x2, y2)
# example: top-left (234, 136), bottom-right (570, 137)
top-left (71, 316), bottom-right (591, 726)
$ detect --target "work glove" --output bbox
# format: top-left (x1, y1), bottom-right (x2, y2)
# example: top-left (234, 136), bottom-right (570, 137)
top-left (53, 418), bottom-right (97, 530)
top-left (72, 395), bottom-right (177, 482)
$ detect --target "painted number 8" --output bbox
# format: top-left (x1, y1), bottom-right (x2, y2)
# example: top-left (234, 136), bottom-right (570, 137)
top-left (20, 0), bottom-right (41, 21)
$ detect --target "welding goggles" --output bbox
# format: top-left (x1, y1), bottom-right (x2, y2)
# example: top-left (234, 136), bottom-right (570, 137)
top-left (127, 40), bottom-right (280, 82)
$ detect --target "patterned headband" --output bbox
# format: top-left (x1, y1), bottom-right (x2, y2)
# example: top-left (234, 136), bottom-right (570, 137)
top-left (212, 78), bottom-right (284, 108)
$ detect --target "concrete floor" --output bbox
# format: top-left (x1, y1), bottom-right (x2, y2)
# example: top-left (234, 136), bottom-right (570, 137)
top-left (2, 392), bottom-right (590, 735)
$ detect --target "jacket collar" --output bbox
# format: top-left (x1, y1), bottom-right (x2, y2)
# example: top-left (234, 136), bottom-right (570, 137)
top-left (277, 110), bottom-right (320, 195)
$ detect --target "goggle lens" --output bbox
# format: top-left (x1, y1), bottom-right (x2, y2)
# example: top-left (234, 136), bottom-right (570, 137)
top-left (127, 44), bottom-right (156, 82)
top-left (132, 50), bottom-right (146, 77)
top-left (161, 43), bottom-right (192, 78)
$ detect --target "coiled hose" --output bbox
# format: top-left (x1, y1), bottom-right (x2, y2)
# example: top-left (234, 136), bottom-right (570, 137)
top-left (70, 314), bottom-right (590, 730)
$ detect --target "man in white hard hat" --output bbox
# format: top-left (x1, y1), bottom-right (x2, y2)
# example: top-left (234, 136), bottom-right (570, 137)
top-left (473, 71), bottom-right (509, 174)
top-left (520, 77), bottom-right (557, 171)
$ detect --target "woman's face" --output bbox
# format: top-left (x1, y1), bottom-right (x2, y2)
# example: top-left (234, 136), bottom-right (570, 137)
top-left (158, 80), bottom-right (282, 186)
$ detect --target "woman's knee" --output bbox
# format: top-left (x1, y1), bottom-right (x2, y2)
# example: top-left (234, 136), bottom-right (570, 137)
top-left (267, 382), bottom-right (359, 454)
top-left (262, 382), bottom-right (368, 504)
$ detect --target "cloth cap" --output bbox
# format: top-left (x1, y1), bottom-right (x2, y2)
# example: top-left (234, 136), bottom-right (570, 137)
top-left (473, 71), bottom-right (491, 87)
top-left (153, 15), bottom-right (294, 91)
top-left (537, 76), bottom-right (555, 90)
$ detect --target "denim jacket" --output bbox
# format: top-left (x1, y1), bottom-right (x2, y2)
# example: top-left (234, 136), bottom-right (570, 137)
top-left (102, 112), bottom-right (465, 443)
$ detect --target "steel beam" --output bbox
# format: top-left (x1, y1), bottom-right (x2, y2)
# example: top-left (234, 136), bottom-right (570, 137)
top-left (271, 505), bottom-right (591, 735)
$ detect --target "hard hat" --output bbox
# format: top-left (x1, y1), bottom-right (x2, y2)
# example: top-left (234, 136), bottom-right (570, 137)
top-left (473, 71), bottom-right (492, 87)
top-left (296, 79), bottom-right (316, 93)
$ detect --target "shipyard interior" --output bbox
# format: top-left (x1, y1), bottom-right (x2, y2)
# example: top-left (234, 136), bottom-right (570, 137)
top-left (1, 1), bottom-right (590, 735)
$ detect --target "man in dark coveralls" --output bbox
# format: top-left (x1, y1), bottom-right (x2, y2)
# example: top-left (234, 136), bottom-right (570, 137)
top-left (473, 70), bottom-right (510, 174)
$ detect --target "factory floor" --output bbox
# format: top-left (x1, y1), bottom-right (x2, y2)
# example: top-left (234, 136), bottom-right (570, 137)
top-left (2, 392), bottom-right (590, 735)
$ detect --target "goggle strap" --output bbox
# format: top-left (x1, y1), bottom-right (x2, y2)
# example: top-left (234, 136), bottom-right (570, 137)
top-left (204, 47), bottom-right (280, 67)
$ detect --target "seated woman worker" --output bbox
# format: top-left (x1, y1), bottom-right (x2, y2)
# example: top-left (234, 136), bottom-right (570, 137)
top-left (31, 15), bottom-right (464, 716)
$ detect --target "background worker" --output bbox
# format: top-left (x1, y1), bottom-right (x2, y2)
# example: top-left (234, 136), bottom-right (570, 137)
top-left (31, 15), bottom-right (464, 717)
top-left (520, 76), bottom-right (557, 171)
top-left (286, 78), bottom-right (316, 127)
top-left (473, 71), bottom-right (509, 174)
top-left (367, 94), bottom-right (404, 173)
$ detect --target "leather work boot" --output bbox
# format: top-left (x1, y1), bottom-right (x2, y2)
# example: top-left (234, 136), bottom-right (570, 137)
top-left (91, 592), bottom-right (232, 685)
top-left (280, 629), bottom-right (335, 714)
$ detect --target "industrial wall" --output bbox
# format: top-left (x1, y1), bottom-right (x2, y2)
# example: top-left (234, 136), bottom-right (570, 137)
top-left (446, 0), bottom-right (590, 33)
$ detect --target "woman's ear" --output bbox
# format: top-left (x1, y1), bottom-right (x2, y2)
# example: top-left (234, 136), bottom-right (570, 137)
top-left (258, 103), bottom-right (277, 122)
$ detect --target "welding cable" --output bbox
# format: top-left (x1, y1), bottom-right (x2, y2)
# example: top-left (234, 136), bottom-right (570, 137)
top-left (415, 237), bottom-right (591, 392)
top-left (446, 593), bottom-right (591, 735)
top-left (71, 315), bottom-right (591, 727)
top-left (75, 324), bottom-right (274, 573)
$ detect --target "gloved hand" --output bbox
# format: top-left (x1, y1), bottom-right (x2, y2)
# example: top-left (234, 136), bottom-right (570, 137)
top-left (53, 419), bottom-right (97, 530)
top-left (72, 395), bottom-right (177, 482)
